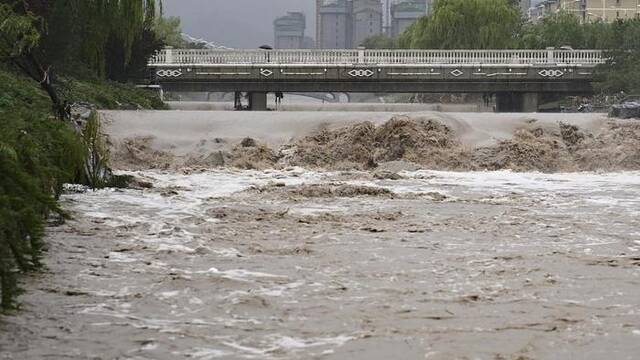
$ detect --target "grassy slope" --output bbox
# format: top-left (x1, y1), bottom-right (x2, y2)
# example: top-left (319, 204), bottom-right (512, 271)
top-left (64, 78), bottom-right (167, 110)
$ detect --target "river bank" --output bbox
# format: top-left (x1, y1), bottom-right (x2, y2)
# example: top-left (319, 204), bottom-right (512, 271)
top-left (0, 67), bottom-right (165, 310)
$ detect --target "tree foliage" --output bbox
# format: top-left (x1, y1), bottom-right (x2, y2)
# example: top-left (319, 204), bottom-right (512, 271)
top-left (392, 1), bottom-right (640, 94)
top-left (0, 3), bottom-right (40, 57)
top-left (154, 16), bottom-right (186, 48)
top-left (0, 68), bottom-right (85, 311)
top-left (518, 11), bottom-right (617, 49)
top-left (36, 0), bottom-right (161, 80)
top-left (595, 19), bottom-right (640, 94)
top-left (517, 14), bottom-right (640, 93)
top-left (403, 0), bottom-right (521, 49)
top-left (361, 34), bottom-right (396, 49)
top-left (0, 0), bottom-right (167, 311)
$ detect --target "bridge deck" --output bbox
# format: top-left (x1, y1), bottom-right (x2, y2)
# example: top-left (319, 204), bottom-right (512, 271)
top-left (148, 49), bottom-right (604, 99)
top-left (149, 49), bottom-right (604, 66)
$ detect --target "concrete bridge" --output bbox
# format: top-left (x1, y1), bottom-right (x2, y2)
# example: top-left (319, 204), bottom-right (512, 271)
top-left (148, 48), bottom-right (605, 112)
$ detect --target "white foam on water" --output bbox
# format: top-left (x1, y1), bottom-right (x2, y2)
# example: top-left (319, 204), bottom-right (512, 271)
top-left (254, 281), bottom-right (306, 297)
top-left (404, 170), bottom-right (640, 194)
top-left (170, 267), bottom-right (288, 283)
top-left (273, 335), bottom-right (354, 350)
top-left (201, 268), bottom-right (288, 282)
top-left (158, 291), bottom-right (181, 299)
top-left (53, 167), bottom-right (640, 359)
top-left (175, 348), bottom-right (229, 359)
top-left (189, 297), bottom-right (204, 305)
top-left (107, 251), bottom-right (138, 263)
top-left (155, 244), bottom-right (197, 254)
top-left (211, 248), bottom-right (244, 257)
top-left (221, 334), bottom-right (354, 358)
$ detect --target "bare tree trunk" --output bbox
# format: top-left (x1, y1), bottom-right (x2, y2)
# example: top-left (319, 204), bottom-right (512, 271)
top-left (10, 52), bottom-right (68, 120)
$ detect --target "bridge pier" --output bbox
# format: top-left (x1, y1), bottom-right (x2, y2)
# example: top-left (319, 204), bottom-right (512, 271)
top-left (496, 92), bottom-right (539, 113)
top-left (248, 92), bottom-right (268, 111)
top-left (521, 93), bottom-right (539, 113)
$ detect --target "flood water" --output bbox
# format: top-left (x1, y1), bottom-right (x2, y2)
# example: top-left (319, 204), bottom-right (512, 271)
top-left (2, 167), bottom-right (639, 359)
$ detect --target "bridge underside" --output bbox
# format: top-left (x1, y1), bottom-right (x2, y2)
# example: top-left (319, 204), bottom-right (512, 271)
top-left (158, 79), bottom-right (592, 94)
top-left (154, 64), bottom-right (596, 112)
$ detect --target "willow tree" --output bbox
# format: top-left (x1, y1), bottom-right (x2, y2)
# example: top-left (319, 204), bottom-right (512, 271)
top-left (595, 19), bottom-right (640, 94)
top-left (519, 11), bottom-right (587, 49)
top-left (0, 2), bottom-right (68, 117)
top-left (28, 0), bottom-right (159, 80)
top-left (49, 0), bottom-right (159, 79)
top-left (402, 0), bottom-right (521, 49)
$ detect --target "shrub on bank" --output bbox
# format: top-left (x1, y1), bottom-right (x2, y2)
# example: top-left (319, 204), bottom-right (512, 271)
top-left (0, 69), bottom-right (85, 310)
top-left (0, 67), bottom-right (164, 311)
top-left (63, 78), bottom-right (167, 110)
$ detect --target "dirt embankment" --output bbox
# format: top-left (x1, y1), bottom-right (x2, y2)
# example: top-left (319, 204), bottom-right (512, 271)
top-left (110, 115), bottom-right (640, 173)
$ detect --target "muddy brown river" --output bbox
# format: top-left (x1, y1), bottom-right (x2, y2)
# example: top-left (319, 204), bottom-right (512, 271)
top-left (1, 167), bottom-right (639, 359)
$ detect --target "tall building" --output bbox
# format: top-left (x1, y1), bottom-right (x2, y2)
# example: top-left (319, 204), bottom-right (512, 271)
top-left (317, 0), bottom-right (354, 48)
top-left (273, 12), bottom-right (307, 49)
top-left (390, 0), bottom-right (427, 37)
top-left (537, 0), bottom-right (640, 23)
top-left (353, 0), bottom-right (384, 47)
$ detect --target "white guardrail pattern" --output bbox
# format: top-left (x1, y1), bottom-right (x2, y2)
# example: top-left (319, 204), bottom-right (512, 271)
top-left (149, 49), bottom-right (605, 66)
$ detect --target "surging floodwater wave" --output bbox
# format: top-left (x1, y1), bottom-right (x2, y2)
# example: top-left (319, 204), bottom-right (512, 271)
top-left (109, 113), bottom-right (640, 173)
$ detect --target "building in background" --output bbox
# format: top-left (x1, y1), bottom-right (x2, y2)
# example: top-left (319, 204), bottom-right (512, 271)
top-left (273, 12), bottom-right (307, 49)
top-left (535, 0), bottom-right (640, 23)
top-left (317, 0), bottom-right (354, 48)
top-left (314, 0), bottom-right (435, 48)
top-left (390, 0), bottom-right (428, 37)
top-left (352, 0), bottom-right (384, 47)
top-left (302, 36), bottom-right (316, 49)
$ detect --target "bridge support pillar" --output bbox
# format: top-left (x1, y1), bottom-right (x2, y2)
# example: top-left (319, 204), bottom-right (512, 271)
top-left (495, 92), bottom-right (539, 113)
top-left (495, 92), bottom-right (519, 112)
top-left (248, 92), bottom-right (268, 111)
top-left (522, 93), bottom-right (539, 113)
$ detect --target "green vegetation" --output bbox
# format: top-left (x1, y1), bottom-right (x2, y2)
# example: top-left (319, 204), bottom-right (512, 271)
top-left (518, 13), bottom-right (640, 94)
top-left (40, 0), bottom-right (161, 80)
top-left (406, 0), bottom-right (521, 49)
top-left (0, 68), bottom-right (85, 310)
top-left (0, 0), bottom-right (172, 311)
top-left (63, 78), bottom-right (166, 110)
top-left (361, 34), bottom-right (397, 49)
top-left (363, 0), bottom-right (640, 94)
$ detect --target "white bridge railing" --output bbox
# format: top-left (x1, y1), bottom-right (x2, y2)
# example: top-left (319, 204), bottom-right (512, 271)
top-left (149, 49), bottom-right (605, 66)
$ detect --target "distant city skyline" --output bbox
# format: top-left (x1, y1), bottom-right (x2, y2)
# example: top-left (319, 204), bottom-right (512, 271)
top-left (162, 0), bottom-right (317, 48)
top-left (161, 0), bottom-right (546, 49)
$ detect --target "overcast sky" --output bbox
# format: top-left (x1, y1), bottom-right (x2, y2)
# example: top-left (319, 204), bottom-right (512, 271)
top-left (162, 0), bottom-right (317, 49)
top-left (162, 0), bottom-right (545, 49)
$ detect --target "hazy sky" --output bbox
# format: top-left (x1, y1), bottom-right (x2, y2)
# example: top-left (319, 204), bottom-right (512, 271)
top-left (162, 0), bottom-right (317, 49)
top-left (162, 0), bottom-right (545, 49)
